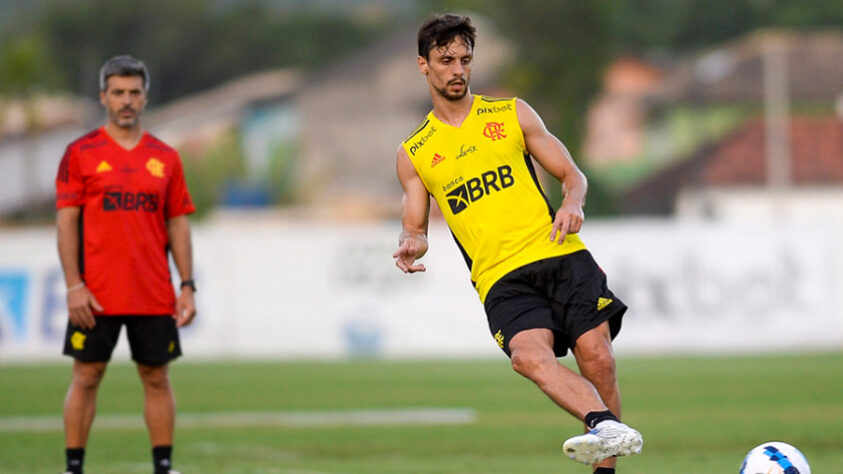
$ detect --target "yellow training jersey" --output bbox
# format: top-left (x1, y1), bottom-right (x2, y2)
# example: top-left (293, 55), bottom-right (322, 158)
top-left (402, 95), bottom-right (587, 302)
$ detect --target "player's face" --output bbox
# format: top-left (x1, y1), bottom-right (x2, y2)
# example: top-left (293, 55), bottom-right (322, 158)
top-left (100, 75), bottom-right (147, 129)
top-left (419, 36), bottom-right (473, 101)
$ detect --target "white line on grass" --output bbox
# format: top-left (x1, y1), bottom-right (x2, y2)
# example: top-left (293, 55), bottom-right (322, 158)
top-left (0, 408), bottom-right (476, 432)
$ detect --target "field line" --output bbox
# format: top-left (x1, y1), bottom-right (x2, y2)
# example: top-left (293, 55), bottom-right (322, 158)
top-left (0, 408), bottom-right (476, 432)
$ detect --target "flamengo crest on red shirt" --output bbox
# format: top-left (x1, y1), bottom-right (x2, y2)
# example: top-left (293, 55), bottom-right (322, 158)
top-left (146, 157), bottom-right (165, 178)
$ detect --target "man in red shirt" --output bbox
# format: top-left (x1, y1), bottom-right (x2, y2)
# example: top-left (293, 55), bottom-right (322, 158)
top-left (56, 55), bottom-right (195, 474)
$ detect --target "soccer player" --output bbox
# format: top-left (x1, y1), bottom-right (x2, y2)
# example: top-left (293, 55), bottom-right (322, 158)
top-left (55, 55), bottom-right (195, 474)
top-left (393, 15), bottom-right (643, 472)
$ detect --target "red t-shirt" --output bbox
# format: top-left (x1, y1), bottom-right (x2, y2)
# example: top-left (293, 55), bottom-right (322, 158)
top-left (55, 127), bottom-right (195, 315)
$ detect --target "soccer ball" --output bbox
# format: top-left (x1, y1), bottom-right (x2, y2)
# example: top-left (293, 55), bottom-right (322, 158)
top-left (740, 441), bottom-right (811, 474)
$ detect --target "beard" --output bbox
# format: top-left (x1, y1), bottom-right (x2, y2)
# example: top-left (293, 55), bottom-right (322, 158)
top-left (434, 78), bottom-right (469, 101)
top-left (110, 107), bottom-right (142, 128)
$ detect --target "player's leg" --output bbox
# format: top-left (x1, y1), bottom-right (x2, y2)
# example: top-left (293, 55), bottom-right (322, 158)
top-left (553, 251), bottom-right (640, 466)
top-left (573, 321), bottom-right (620, 470)
top-left (562, 322), bottom-right (641, 467)
top-left (64, 360), bottom-right (107, 458)
top-left (62, 316), bottom-right (121, 473)
top-left (509, 327), bottom-right (608, 419)
top-left (127, 315), bottom-right (181, 473)
top-left (137, 362), bottom-right (175, 445)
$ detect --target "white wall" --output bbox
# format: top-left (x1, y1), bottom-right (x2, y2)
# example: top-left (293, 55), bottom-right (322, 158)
top-left (1, 218), bottom-right (841, 362)
top-left (677, 187), bottom-right (843, 224)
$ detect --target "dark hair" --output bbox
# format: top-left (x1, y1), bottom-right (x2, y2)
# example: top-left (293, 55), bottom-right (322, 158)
top-left (417, 14), bottom-right (476, 60)
top-left (99, 55), bottom-right (149, 92)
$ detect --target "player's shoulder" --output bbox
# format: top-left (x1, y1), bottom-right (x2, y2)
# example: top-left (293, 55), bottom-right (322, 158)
top-left (402, 116), bottom-right (434, 145)
top-left (476, 94), bottom-right (515, 104)
top-left (142, 132), bottom-right (179, 156)
top-left (66, 128), bottom-right (107, 153)
top-left (475, 95), bottom-right (520, 117)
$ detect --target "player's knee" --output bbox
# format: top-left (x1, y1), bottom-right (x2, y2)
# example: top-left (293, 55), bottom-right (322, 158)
top-left (72, 363), bottom-right (106, 391)
top-left (138, 367), bottom-right (171, 391)
top-left (579, 349), bottom-right (617, 382)
top-left (511, 349), bottom-right (553, 381)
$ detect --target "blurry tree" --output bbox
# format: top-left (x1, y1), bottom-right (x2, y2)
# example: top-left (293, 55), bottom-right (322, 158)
top-left (180, 130), bottom-right (247, 218)
top-left (613, 0), bottom-right (843, 54)
top-left (0, 33), bottom-right (58, 127)
top-left (38, 0), bottom-right (391, 103)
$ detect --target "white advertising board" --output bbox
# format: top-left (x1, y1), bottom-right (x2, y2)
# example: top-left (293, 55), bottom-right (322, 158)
top-left (0, 219), bottom-right (840, 362)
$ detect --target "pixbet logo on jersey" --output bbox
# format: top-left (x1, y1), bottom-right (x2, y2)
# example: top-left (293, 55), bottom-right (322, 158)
top-left (445, 165), bottom-right (514, 215)
top-left (409, 126), bottom-right (437, 156)
top-left (103, 191), bottom-right (159, 212)
top-left (476, 103), bottom-right (512, 115)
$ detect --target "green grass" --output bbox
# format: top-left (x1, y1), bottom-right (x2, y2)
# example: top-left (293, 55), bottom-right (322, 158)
top-left (2, 353), bottom-right (842, 473)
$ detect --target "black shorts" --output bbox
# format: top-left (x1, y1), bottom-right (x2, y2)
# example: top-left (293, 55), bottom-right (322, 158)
top-left (484, 250), bottom-right (626, 358)
top-left (63, 315), bottom-right (182, 366)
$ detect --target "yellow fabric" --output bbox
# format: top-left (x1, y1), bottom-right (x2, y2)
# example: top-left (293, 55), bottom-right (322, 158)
top-left (402, 95), bottom-right (586, 302)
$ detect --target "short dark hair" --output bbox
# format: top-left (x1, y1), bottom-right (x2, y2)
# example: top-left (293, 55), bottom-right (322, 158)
top-left (99, 55), bottom-right (149, 92)
top-left (417, 14), bottom-right (476, 60)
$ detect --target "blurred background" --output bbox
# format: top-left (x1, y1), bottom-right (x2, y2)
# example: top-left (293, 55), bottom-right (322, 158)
top-left (0, 0), bottom-right (842, 359)
top-left (1, 1), bottom-right (842, 472)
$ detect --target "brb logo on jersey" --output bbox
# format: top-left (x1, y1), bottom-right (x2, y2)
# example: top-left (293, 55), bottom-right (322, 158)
top-left (446, 165), bottom-right (514, 215)
top-left (103, 191), bottom-right (159, 212)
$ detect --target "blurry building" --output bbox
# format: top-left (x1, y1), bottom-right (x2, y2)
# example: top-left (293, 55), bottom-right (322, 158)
top-left (0, 17), bottom-right (512, 221)
top-left (621, 116), bottom-right (843, 222)
top-left (584, 29), bottom-right (843, 219)
top-left (583, 57), bottom-right (667, 166)
top-left (0, 95), bottom-right (98, 218)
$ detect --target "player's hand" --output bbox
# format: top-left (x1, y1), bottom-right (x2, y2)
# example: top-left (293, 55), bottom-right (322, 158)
top-left (393, 232), bottom-right (428, 273)
top-left (549, 198), bottom-right (584, 244)
top-left (67, 286), bottom-right (102, 330)
top-left (174, 289), bottom-right (196, 328)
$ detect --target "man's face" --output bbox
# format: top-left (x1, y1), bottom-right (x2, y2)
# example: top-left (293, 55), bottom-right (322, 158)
top-left (419, 36), bottom-right (473, 101)
top-left (100, 75), bottom-right (147, 129)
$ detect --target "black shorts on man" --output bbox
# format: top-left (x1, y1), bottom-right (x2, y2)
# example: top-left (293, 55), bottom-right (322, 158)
top-left (484, 250), bottom-right (626, 357)
top-left (63, 315), bottom-right (182, 365)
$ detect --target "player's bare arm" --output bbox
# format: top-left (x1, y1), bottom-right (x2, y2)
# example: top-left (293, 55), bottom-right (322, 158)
top-left (167, 214), bottom-right (196, 327)
top-left (393, 146), bottom-right (430, 273)
top-left (516, 99), bottom-right (588, 243)
top-left (56, 206), bottom-right (103, 329)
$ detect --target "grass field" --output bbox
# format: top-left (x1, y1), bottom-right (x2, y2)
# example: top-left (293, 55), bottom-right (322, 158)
top-left (1, 353), bottom-right (842, 473)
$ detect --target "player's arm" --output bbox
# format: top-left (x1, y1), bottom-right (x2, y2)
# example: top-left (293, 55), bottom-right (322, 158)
top-left (393, 145), bottom-right (430, 273)
top-left (167, 215), bottom-right (196, 327)
top-left (57, 206), bottom-right (102, 329)
top-left (516, 98), bottom-right (587, 243)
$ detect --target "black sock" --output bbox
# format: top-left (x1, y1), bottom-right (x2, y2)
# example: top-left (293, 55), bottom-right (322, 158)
top-left (152, 445), bottom-right (173, 474)
top-left (66, 447), bottom-right (85, 474)
top-left (594, 468), bottom-right (616, 474)
top-left (584, 410), bottom-right (618, 429)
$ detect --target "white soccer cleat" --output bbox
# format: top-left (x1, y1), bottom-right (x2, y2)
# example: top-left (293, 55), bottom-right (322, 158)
top-left (562, 420), bottom-right (643, 465)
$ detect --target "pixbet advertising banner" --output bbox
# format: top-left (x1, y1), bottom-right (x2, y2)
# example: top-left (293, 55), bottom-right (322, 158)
top-left (1, 219), bottom-right (841, 362)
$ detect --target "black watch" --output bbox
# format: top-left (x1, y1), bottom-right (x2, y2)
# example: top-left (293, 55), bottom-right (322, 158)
top-left (180, 279), bottom-right (196, 292)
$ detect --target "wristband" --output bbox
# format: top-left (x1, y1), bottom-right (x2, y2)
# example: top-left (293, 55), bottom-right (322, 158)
top-left (67, 282), bottom-right (85, 293)
top-left (180, 279), bottom-right (196, 292)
